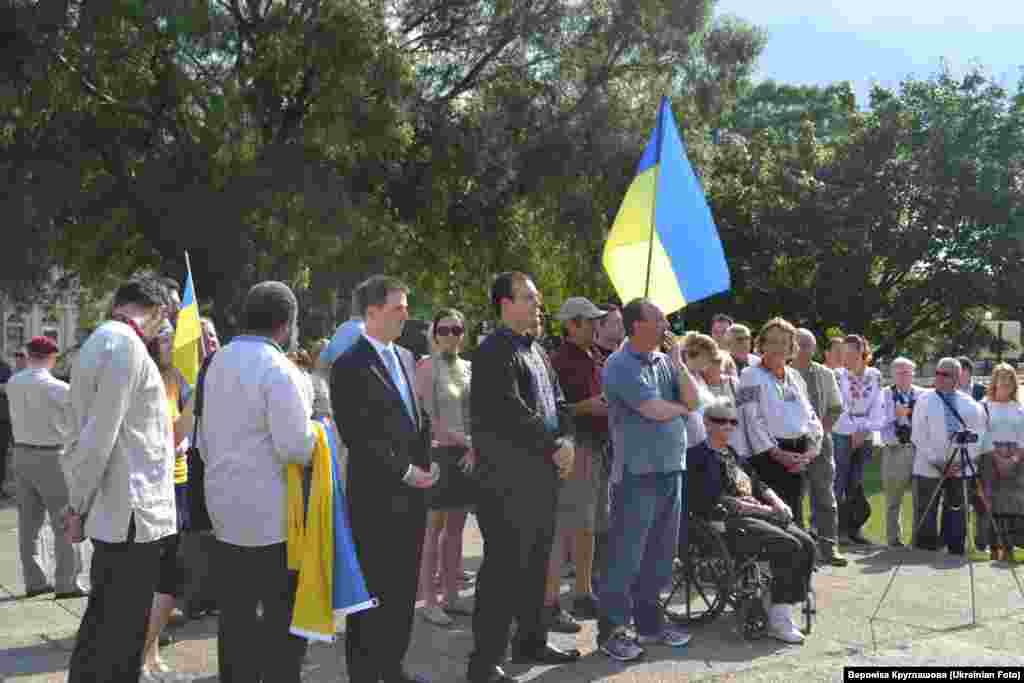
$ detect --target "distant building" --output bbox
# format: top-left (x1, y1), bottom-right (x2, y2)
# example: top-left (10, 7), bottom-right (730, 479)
top-left (1, 277), bottom-right (83, 367)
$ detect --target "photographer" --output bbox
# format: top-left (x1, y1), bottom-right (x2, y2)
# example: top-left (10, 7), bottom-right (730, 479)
top-left (911, 357), bottom-right (986, 555)
top-left (880, 358), bottom-right (923, 547)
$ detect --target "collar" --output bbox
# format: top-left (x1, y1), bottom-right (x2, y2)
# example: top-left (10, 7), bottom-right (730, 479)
top-left (111, 314), bottom-right (149, 343)
top-left (624, 340), bottom-right (657, 366)
top-left (495, 326), bottom-right (534, 349)
top-left (363, 332), bottom-right (395, 357)
top-left (234, 334), bottom-right (284, 353)
top-left (25, 367), bottom-right (53, 378)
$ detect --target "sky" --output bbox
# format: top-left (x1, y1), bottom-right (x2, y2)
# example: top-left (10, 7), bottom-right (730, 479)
top-left (714, 1), bottom-right (1023, 105)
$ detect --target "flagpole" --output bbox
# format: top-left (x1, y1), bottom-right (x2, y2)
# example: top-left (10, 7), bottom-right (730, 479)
top-left (644, 99), bottom-right (666, 299)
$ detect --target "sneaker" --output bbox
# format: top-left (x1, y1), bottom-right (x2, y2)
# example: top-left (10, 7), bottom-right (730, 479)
top-left (768, 605), bottom-right (805, 644)
top-left (544, 606), bottom-right (582, 634)
top-left (571, 593), bottom-right (600, 620)
top-left (420, 604), bottom-right (453, 627)
top-left (600, 629), bottom-right (645, 662)
top-left (636, 624), bottom-right (692, 647)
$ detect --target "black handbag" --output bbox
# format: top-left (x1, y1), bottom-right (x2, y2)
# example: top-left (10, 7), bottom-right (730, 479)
top-left (185, 352), bottom-right (216, 532)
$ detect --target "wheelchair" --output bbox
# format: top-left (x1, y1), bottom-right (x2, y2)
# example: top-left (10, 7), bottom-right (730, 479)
top-left (659, 515), bottom-right (816, 640)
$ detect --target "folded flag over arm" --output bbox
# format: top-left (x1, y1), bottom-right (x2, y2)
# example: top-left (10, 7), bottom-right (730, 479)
top-left (603, 96), bottom-right (730, 314)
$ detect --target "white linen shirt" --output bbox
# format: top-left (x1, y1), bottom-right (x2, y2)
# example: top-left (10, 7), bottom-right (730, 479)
top-left (735, 364), bottom-right (823, 459)
top-left (834, 367), bottom-right (887, 436)
top-left (199, 336), bottom-right (316, 547)
top-left (64, 321), bottom-right (176, 543)
top-left (880, 384), bottom-right (924, 446)
top-left (7, 368), bottom-right (72, 447)
top-left (910, 389), bottom-right (986, 478)
top-left (979, 400), bottom-right (1024, 453)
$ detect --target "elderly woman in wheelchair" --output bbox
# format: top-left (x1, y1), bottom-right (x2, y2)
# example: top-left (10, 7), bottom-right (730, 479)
top-left (677, 397), bottom-right (817, 643)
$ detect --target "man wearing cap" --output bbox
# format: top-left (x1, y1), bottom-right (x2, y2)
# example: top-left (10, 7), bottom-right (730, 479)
top-left (7, 337), bottom-right (89, 599)
top-left (546, 297), bottom-right (609, 633)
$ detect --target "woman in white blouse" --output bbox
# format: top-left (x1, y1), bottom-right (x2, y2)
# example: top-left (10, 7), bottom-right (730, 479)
top-left (979, 363), bottom-right (1024, 560)
top-left (832, 334), bottom-right (886, 544)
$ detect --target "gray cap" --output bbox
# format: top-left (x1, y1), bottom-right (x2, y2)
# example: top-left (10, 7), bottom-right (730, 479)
top-left (556, 297), bottom-right (607, 322)
top-left (704, 396), bottom-right (738, 421)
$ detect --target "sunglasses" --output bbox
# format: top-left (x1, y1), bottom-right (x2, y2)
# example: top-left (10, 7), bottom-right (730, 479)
top-left (435, 325), bottom-right (465, 337)
top-left (935, 371), bottom-right (953, 377)
top-left (707, 416), bottom-right (739, 426)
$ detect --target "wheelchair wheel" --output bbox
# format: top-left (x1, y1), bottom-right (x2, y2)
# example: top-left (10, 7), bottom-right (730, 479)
top-left (663, 519), bottom-right (734, 625)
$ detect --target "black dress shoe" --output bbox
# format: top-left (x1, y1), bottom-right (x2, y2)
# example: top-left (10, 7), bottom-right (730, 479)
top-left (847, 532), bottom-right (872, 545)
top-left (514, 643), bottom-right (581, 664)
top-left (467, 665), bottom-right (516, 683)
top-left (54, 588), bottom-right (89, 600)
top-left (25, 585), bottom-right (55, 599)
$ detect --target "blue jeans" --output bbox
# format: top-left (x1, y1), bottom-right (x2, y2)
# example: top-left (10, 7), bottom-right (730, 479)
top-left (599, 470), bottom-right (683, 638)
top-left (832, 433), bottom-right (870, 504)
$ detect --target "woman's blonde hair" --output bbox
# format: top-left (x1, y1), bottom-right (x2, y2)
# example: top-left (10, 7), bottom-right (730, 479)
top-left (987, 362), bottom-right (1020, 403)
top-left (683, 332), bottom-right (718, 359)
top-left (755, 317), bottom-right (799, 358)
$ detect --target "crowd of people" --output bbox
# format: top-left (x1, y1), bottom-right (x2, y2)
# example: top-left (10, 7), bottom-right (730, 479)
top-left (0, 270), bottom-right (1022, 682)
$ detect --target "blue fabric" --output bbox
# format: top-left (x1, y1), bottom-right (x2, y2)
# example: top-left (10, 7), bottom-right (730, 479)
top-left (319, 417), bottom-right (376, 612)
top-left (599, 471), bottom-right (682, 635)
top-left (936, 390), bottom-right (965, 437)
top-left (320, 319), bottom-right (366, 368)
top-left (832, 433), bottom-right (868, 504)
top-left (382, 346), bottom-right (416, 425)
top-left (603, 343), bottom-right (686, 484)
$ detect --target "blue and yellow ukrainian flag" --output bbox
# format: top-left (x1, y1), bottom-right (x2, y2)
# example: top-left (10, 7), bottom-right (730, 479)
top-left (172, 254), bottom-right (203, 386)
top-left (603, 96), bottom-right (730, 313)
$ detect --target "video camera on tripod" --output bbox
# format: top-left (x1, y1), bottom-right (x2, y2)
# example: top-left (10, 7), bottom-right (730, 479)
top-left (952, 430), bottom-right (979, 446)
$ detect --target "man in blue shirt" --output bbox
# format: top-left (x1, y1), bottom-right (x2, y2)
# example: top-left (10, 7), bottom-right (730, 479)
top-left (598, 297), bottom-right (698, 662)
top-left (320, 285), bottom-right (368, 369)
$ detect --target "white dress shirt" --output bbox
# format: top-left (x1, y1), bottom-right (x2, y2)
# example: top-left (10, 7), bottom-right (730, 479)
top-left (7, 368), bottom-right (72, 447)
top-left (363, 332), bottom-right (419, 482)
top-left (200, 336), bottom-right (316, 547)
top-left (911, 389), bottom-right (986, 477)
top-left (736, 364), bottom-right (823, 459)
top-left (65, 321), bottom-right (176, 543)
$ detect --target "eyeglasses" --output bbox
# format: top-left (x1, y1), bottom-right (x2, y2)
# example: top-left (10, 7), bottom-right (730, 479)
top-left (435, 325), bottom-right (464, 337)
top-left (935, 371), bottom-right (953, 377)
top-left (707, 416), bottom-right (739, 426)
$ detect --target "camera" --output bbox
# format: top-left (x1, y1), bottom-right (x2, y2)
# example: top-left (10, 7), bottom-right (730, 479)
top-left (895, 424), bottom-right (913, 445)
top-left (953, 430), bottom-right (979, 445)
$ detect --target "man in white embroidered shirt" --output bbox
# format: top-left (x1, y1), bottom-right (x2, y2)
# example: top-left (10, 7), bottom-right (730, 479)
top-left (200, 281), bottom-right (317, 683)
top-left (63, 276), bottom-right (176, 683)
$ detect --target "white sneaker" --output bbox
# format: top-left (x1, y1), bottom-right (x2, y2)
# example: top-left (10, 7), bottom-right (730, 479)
top-left (421, 604), bottom-right (453, 626)
top-left (768, 604), bottom-right (805, 644)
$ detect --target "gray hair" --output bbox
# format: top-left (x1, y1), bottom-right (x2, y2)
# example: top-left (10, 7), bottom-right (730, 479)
top-left (703, 395), bottom-right (738, 420)
top-left (796, 328), bottom-right (816, 344)
top-left (890, 357), bottom-right (916, 372)
top-left (936, 357), bottom-right (961, 374)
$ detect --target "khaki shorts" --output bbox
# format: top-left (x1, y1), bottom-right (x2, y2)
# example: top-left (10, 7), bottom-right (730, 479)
top-left (556, 442), bottom-right (603, 533)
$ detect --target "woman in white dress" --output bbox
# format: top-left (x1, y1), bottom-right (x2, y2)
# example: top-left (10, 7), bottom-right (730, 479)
top-left (978, 363), bottom-right (1024, 560)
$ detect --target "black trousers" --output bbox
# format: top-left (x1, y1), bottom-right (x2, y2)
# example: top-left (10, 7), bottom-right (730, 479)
top-left (728, 517), bottom-right (816, 604)
top-left (215, 541), bottom-right (308, 683)
top-left (913, 476), bottom-right (968, 554)
top-left (469, 478), bottom-right (559, 673)
top-left (345, 496), bottom-right (426, 683)
top-left (0, 420), bottom-right (10, 488)
top-left (68, 518), bottom-right (162, 683)
top-left (750, 445), bottom-right (806, 529)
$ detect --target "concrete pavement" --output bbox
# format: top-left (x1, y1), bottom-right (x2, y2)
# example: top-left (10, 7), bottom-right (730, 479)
top-left (2, 496), bottom-right (1024, 682)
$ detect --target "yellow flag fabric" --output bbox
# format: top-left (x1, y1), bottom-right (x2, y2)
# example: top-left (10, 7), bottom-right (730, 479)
top-left (288, 423), bottom-right (337, 642)
top-left (172, 266), bottom-right (202, 386)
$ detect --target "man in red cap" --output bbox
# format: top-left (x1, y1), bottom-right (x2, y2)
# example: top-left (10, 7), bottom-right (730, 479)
top-left (6, 336), bottom-right (88, 598)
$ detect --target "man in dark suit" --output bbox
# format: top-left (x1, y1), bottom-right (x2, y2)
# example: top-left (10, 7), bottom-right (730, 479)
top-left (331, 275), bottom-right (436, 683)
top-left (467, 271), bottom-right (580, 683)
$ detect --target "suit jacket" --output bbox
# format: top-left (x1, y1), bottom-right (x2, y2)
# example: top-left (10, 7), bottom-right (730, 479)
top-left (331, 336), bottom-right (432, 515)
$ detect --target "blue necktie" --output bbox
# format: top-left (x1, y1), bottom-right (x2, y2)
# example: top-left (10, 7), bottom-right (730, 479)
top-left (384, 347), bottom-right (416, 424)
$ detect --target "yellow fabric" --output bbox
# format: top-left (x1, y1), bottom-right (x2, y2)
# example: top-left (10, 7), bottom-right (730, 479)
top-left (288, 423), bottom-right (336, 641)
top-left (167, 395), bottom-right (187, 484)
top-left (173, 301), bottom-right (202, 386)
top-left (602, 165), bottom-right (688, 314)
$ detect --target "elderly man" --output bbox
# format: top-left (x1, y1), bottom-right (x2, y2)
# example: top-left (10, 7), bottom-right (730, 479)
top-left (880, 358), bottom-right (924, 547)
top-left (202, 281), bottom-right (318, 682)
top-left (726, 323), bottom-right (760, 375)
top-left (688, 397), bottom-right (816, 644)
top-left (63, 276), bottom-right (176, 682)
top-left (597, 297), bottom-right (697, 662)
top-left (8, 336), bottom-right (88, 599)
top-left (792, 329), bottom-right (847, 566)
top-left (911, 357), bottom-right (986, 555)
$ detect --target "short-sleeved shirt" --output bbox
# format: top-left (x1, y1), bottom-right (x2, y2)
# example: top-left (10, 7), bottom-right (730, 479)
top-left (551, 340), bottom-right (608, 442)
top-left (603, 341), bottom-right (687, 483)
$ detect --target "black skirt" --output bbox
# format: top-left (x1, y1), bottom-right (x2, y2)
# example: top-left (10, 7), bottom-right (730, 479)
top-left (426, 445), bottom-right (478, 510)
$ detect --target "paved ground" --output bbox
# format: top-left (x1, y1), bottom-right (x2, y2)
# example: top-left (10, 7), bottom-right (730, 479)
top-left (2, 496), bottom-right (1024, 683)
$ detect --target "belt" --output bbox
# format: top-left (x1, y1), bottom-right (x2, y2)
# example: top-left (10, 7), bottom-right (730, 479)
top-left (13, 442), bottom-right (63, 450)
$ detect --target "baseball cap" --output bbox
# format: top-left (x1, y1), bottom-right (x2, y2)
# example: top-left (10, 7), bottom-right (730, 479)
top-left (556, 297), bottom-right (607, 322)
top-left (26, 336), bottom-right (59, 356)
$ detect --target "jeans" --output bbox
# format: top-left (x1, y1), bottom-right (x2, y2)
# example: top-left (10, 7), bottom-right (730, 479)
top-left (913, 476), bottom-right (968, 554)
top-left (599, 470), bottom-right (682, 638)
top-left (833, 433), bottom-right (870, 532)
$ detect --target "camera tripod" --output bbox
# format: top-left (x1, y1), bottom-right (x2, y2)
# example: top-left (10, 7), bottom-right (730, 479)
top-left (871, 438), bottom-right (1024, 642)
